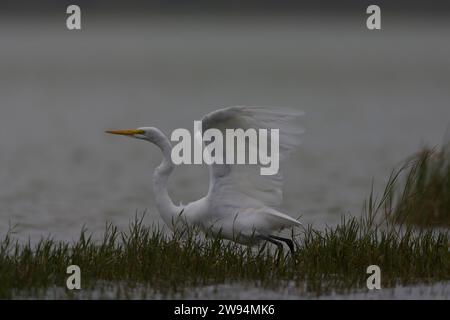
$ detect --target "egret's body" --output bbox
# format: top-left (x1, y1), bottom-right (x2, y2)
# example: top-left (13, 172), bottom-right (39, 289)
top-left (107, 106), bottom-right (304, 251)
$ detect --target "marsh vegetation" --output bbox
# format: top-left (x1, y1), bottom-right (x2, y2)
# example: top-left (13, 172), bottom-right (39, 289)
top-left (390, 147), bottom-right (450, 227)
top-left (1, 146), bottom-right (449, 299)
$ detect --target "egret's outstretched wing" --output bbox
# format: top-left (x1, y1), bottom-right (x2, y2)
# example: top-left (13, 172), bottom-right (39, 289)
top-left (200, 106), bottom-right (304, 208)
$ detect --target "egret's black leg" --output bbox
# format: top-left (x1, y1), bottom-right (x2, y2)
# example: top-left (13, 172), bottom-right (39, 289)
top-left (269, 235), bottom-right (295, 254)
top-left (258, 235), bottom-right (283, 253)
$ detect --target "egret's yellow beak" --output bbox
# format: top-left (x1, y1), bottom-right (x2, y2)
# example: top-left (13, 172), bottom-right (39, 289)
top-left (105, 129), bottom-right (145, 136)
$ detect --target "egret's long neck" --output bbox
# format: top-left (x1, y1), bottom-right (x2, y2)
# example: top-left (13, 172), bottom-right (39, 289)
top-left (151, 131), bottom-right (179, 227)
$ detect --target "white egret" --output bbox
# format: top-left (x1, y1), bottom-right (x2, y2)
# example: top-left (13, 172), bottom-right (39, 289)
top-left (106, 106), bottom-right (304, 253)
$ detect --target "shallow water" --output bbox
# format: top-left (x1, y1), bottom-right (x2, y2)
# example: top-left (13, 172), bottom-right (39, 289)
top-left (15, 281), bottom-right (450, 300)
top-left (1, 18), bottom-right (449, 242)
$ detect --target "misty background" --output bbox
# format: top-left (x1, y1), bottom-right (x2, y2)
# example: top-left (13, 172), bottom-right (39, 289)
top-left (0, 1), bottom-right (449, 242)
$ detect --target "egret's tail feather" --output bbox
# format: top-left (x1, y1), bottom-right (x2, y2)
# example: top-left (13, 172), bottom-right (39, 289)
top-left (265, 209), bottom-right (302, 229)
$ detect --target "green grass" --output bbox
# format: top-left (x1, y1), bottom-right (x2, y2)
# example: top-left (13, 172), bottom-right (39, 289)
top-left (0, 146), bottom-right (449, 299)
top-left (390, 146), bottom-right (450, 227)
top-left (0, 213), bottom-right (448, 298)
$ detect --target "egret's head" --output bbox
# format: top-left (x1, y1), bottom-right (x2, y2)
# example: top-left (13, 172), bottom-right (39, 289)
top-left (105, 127), bottom-right (161, 143)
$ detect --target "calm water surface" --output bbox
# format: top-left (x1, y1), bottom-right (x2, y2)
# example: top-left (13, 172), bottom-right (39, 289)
top-left (1, 18), bottom-right (450, 241)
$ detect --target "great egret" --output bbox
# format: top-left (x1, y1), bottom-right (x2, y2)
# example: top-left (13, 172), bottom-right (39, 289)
top-left (106, 106), bottom-right (304, 253)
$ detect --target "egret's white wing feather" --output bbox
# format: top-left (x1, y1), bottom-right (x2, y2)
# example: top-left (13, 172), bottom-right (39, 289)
top-left (200, 106), bottom-right (304, 209)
